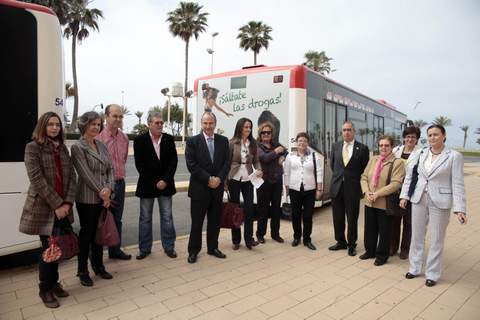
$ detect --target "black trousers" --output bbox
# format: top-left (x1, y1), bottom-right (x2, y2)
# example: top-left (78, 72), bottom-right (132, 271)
top-left (390, 210), bottom-right (412, 255)
top-left (76, 202), bottom-right (104, 273)
top-left (188, 194), bottom-right (221, 254)
top-left (108, 179), bottom-right (125, 256)
top-left (289, 186), bottom-right (315, 243)
top-left (331, 183), bottom-right (360, 247)
top-left (229, 180), bottom-right (255, 245)
top-left (256, 180), bottom-right (283, 238)
top-left (39, 220), bottom-right (60, 293)
top-left (364, 206), bottom-right (393, 261)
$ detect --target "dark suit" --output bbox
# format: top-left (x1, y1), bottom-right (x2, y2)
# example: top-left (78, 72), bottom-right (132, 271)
top-left (330, 140), bottom-right (369, 247)
top-left (185, 132), bottom-right (229, 254)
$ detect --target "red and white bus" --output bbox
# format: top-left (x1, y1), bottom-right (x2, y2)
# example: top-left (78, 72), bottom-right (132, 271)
top-left (0, 0), bottom-right (65, 256)
top-left (194, 65), bottom-right (408, 199)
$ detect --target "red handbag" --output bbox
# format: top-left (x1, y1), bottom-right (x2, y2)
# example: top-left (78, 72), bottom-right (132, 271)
top-left (220, 192), bottom-right (245, 229)
top-left (42, 223), bottom-right (79, 262)
top-left (95, 208), bottom-right (120, 246)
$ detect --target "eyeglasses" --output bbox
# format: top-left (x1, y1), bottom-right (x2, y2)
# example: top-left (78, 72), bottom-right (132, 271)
top-left (379, 144), bottom-right (391, 148)
top-left (47, 123), bottom-right (62, 128)
top-left (260, 131), bottom-right (272, 135)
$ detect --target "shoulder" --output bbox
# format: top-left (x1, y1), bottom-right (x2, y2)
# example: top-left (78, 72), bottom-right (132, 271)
top-left (134, 132), bottom-right (148, 143)
top-left (216, 134), bottom-right (229, 143)
top-left (449, 149), bottom-right (463, 161)
top-left (25, 141), bottom-right (41, 152)
top-left (355, 141), bottom-right (368, 149)
top-left (162, 133), bottom-right (174, 141)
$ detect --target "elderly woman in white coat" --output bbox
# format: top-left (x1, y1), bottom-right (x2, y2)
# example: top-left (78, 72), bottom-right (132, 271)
top-left (399, 124), bottom-right (467, 287)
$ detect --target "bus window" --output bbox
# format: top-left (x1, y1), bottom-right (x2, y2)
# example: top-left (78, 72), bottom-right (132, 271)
top-left (325, 102), bottom-right (335, 157)
top-left (367, 113), bottom-right (374, 151)
top-left (230, 76), bottom-right (247, 89)
top-left (336, 105), bottom-right (346, 142)
top-left (307, 96), bottom-right (324, 154)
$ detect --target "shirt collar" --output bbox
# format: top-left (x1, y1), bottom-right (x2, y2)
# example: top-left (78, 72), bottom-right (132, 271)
top-left (344, 140), bottom-right (354, 146)
top-left (203, 131), bottom-right (214, 140)
top-left (149, 130), bottom-right (162, 141)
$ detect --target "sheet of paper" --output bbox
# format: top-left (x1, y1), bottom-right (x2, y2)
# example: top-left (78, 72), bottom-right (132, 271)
top-left (248, 171), bottom-right (264, 189)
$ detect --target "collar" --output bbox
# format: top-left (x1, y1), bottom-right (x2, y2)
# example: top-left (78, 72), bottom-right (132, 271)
top-left (343, 140), bottom-right (354, 146)
top-left (203, 131), bottom-right (214, 140)
top-left (105, 126), bottom-right (120, 137)
top-left (149, 130), bottom-right (162, 141)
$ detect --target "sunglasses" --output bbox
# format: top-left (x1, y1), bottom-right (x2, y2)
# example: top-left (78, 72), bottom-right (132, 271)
top-left (260, 131), bottom-right (272, 135)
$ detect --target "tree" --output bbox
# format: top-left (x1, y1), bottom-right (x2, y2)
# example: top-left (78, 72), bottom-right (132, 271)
top-left (135, 111), bottom-right (144, 125)
top-left (460, 125), bottom-right (469, 149)
top-left (120, 105), bottom-right (131, 116)
top-left (475, 128), bottom-right (480, 146)
top-left (166, 2), bottom-right (208, 137)
top-left (237, 21), bottom-right (273, 65)
top-left (304, 50), bottom-right (334, 75)
top-left (63, 0), bottom-right (103, 132)
top-left (432, 116), bottom-right (452, 127)
top-left (413, 119), bottom-right (428, 128)
top-left (132, 124), bottom-right (148, 135)
top-left (160, 103), bottom-right (192, 137)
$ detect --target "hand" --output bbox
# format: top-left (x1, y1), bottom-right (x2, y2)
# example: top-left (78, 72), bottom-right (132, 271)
top-left (208, 176), bottom-right (221, 189)
top-left (315, 190), bottom-right (323, 200)
top-left (103, 199), bottom-right (111, 208)
top-left (456, 212), bottom-right (467, 224)
top-left (366, 192), bottom-right (375, 202)
top-left (371, 192), bottom-right (379, 202)
top-left (54, 206), bottom-right (68, 219)
top-left (255, 169), bottom-right (263, 178)
top-left (399, 199), bottom-right (408, 209)
top-left (278, 156), bottom-right (285, 165)
top-left (156, 180), bottom-right (167, 190)
top-left (99, 188), bottom-right (111, 202)
top-left (274, 146), bottom-right (285, 154)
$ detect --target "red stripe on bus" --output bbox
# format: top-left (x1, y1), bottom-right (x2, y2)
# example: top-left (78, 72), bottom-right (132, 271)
top-left (0, 0), bottom-right (56, 16)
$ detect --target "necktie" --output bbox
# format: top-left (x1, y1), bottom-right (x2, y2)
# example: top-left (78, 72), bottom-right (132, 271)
top-left (343, 142), bottom-right (349, 166)
top-left (207, 137), bottom-right (214, 161)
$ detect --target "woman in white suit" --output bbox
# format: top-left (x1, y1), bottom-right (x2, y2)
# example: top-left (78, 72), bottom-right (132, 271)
top-left (399, 124), bottom-right (467, 287)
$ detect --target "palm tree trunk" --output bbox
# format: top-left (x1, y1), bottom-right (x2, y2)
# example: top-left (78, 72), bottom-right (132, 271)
top-left (463, 133), bottom-right (467, 149)
top-left (254, 51), bottom-right (257, 65)
top-left (70, 33), bottom-right (79, 132)
top-left (183, 39), bottom-right (189, 139)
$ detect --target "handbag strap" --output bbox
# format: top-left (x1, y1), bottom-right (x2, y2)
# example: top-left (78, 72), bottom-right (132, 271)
top-left (313, 152), bottom-right (317, 186)
top-left (386, 158), bottom-right (396, 186)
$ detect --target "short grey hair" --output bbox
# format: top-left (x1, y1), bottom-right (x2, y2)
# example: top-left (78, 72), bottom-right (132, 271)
top-left (343, 120), bottom-right (355, 130)
top-left (201, 111), bottom-right (216, 123)
top-left (77, 111), bottom-right (103, 135)
top-left (147, 112), bottom-right (163, 124)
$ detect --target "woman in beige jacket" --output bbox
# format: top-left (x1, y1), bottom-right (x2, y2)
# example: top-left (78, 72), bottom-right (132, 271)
top-left (360, 135), bottom-right (405, 266)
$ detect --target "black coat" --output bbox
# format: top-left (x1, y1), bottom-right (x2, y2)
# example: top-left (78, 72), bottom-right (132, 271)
top-left (185, 133), bottom-right (230, 200)
top-left (330, 140), bottom-right (369, 199)
top-left (134, 132), bottom-right (177, 197)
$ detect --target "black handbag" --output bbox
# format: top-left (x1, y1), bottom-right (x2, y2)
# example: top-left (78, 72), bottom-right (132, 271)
top-left (385, 159), bottom-right (408, 216)
top-left (407, 150), bottom-right (424, 198)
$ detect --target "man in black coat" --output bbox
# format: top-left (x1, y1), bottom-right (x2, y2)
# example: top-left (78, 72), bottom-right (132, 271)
top-left (185, 112), bottom-right (230, 263)
top-left (329, 121), bottom-right (369, 256)
top-left (134, 112), bottom-right (178, 260)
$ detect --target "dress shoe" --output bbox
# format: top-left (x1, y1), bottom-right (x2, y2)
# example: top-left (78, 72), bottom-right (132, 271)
top-left (348, 246), bottom-right (357, 256)
top-left (359, 253), bottom-right (375, 260)
top-left (304, 242), bottom-right (317, 250)
top-left (405, 272), bottom-right (416, 279)
top-left (272, 236), bottom-right (284, 243)
top-left (246, 240), bottom-right (259, 250)
top-left (39, 290), bottom-right (59, 308)
top-left (93, 267), bottom-right (113, 279)
top-left (208, 248), bottom-right (226, 259)
top-left (374, 259), bottom-right (386, 266)
top-left (257, 236), bottom-right (265, 244)
top-left (328, 243), bottom-right (348, 251)
top-left (77, 272), bottom-right (93, 287)
top-left (232, 244), bottom-right (240, 250)
top-left (291, 239), bottom-right (300, 247)
top-left (399, 251), bottom-right (409, 260)
top-left (187, 253), bottom-right (197, 264)
top-left (425, 279), bottom-right (436, 287)
top-left (109, 251), bottom-right (132, 260)
top-left (52, 283), bottom-right (69, 298)
top-left (136, 251), bottom-right (151, 260)
top-left (165, 250), bottom-right (177, 258)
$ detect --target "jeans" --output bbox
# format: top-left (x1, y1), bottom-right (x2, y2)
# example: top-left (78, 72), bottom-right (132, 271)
top-left (109, 179), bottom-right (126, 257)
top-left (139, 196), bottom-right (176, 253)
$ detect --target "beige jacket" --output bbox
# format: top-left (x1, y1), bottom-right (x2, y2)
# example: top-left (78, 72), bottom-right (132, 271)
top-left (227, 139), bottom-right (261, 180)
top-left (360, 155), bottom-right (406, 210)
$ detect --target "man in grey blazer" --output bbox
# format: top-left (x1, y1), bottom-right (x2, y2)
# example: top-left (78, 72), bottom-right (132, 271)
top-left (400, 124), bottom-right (467, 287)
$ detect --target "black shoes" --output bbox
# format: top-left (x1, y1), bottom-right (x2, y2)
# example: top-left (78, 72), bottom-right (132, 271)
top-left (187, 253), bottom-right (197, 264)
top-left (399, 251), bottom-right (409, 260)
top-left (374, 259), bottom-right (386, 266)
top-left (257, 236), bottom-right (265, 244)
top-left (136, 251), bottom-right (151, 260)
top-left (246, 240), bottom-right (259, 250)
top-left (93, 267), bottom-right (113, 279)
top-left (165, 250), bottom-right (177, 258)
top-left (405, 272), bottom-right (416, 279)
top-left (359, 253), bottom-right (375, 260)
top-left (328, 243), bottom-right (348, 251)
top-left (77, 272), bottom-right (93, 287)
top-left (304, 242), bottom-right (317, 250)
top-left (272, 236), bottom-right (285, 243)
top-left (348, 246), bottom-right (357, 256)
top-left (208, 248), bottom-right (226, 259)
top-left (39, 290), bottom-right (59, 308)
top-left (109, 251), bottom-right (132, 260)
top-left (52, 283), bottom-right (69, 298)
top-left (232, 244), bottom-right (240, 250)
top-left (426, 279), bottom-right (436, 287)
top-left (291, 239), bottom-right (301, 247)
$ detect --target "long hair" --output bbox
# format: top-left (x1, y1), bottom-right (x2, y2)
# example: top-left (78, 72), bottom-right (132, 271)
top-left (31, 112), bottom-right (64, 145)
top-left (231, 117), bottom-right (255, 145)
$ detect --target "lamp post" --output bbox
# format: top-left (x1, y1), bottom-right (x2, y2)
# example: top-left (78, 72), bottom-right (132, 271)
top-left (206, 32), bottom-right (219, 75)
top-left (161, 88), bottom-right (172, 134)
top-left (182, 90), bottom-right (194, 147)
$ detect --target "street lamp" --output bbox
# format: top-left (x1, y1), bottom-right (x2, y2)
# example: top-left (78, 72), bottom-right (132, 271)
top-left (206, 32), bottom-right (219, 74)
top-left (161, 87), bottom-right (172, 134)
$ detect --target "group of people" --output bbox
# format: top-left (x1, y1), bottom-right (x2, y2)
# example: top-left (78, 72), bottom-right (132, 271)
top-left (18, 109), bottom-right (467, 309)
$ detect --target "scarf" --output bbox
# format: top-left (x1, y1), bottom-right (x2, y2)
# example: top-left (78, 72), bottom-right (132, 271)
top-left (371, 154), bottom-right (388, 187)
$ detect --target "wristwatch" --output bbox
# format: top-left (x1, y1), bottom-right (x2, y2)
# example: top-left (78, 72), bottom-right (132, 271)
top-left (109, 191), bottom-right (116, 200)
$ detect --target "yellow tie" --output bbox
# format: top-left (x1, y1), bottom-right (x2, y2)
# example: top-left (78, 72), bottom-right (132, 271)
top-left (343, 142), bottom-right (350, 166)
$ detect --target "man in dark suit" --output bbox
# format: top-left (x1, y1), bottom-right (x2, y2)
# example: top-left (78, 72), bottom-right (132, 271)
top-left (329, 121), bottom-right (369, 256)
top-left (134, 112), bottom-right (178, 260)
top-left (185, 112), bottom-right (230, 263)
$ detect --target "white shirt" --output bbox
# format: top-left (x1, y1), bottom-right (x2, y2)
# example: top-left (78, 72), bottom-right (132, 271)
top-left (284, 151), bottom-right (323, 192)
top-left (424, 149), bottom-right (443, 173)
top-left (149, 131), bottom-right (162, 160)
top-left (232, 140), bottom-right (250, 181)
top-left (343, 140), bottom-right (354, 163)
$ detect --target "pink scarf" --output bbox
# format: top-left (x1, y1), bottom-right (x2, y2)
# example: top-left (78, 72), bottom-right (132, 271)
top-left (371, 154), bottom-right (388, 187)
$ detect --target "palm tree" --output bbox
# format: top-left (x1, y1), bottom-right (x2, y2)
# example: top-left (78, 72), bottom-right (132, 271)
top-left (20, 0), bottom-right (70, 24)
top-left (237, 21), bottom-right (273, 65)
top-left (63, 0), bottom-right (103, 132)
top-left (135, 111), bottom-right (144, 125)
top-left (413, 119), bottom-right (428, 128)
top-left (120, 105), bottom-right (131, 116)
top-left (304, 50), bottom-right (334, 75)
top-left (460, 125), bottom-right (469, 149)
top-left (166, 2), bottom-right (208, 137)
top-left (432, 116), bottom-right (452, 127)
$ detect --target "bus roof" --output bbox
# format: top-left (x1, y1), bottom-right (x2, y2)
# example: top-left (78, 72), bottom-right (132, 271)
top-left (0, 0), bottom-right (56, 16)
top-left (194, 64), bottom-right (406, 116)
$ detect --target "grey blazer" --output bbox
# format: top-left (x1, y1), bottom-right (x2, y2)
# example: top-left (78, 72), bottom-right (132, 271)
top-left (71, 137), bottom-right (115, 204)
top-left (400, 148), bottom-right (466, 213)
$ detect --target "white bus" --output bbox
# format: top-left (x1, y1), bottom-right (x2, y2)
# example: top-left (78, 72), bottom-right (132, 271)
top-left (193, 65), bottom-right (408, 200)
top-left (0, 0), bottom-right (65, 256)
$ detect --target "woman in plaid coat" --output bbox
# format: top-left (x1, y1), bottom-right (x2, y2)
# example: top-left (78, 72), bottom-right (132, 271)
top-left (19, 112), bottom-right (77, 308)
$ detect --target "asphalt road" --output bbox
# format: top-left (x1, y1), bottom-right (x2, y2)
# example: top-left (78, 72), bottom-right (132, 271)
top-left (125, 155), bottom-right (189, 185)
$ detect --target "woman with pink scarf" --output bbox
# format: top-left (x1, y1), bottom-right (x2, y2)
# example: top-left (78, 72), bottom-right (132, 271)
top-left (359, 135), bottom-right (405, 266)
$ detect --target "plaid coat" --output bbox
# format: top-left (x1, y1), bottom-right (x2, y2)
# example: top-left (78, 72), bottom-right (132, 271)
top-left (19, 141), bottom-right (77, 235)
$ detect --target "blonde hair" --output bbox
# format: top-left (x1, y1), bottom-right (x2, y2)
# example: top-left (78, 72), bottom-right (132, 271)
top-left (257, 122), bottom-right (274, 141)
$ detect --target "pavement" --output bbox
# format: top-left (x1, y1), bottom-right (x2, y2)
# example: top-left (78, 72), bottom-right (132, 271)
top-left (1, 163), bottom-right (480, 320)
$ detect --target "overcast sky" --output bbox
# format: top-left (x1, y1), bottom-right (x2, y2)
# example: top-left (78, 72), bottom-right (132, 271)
top-left (63, 0), bottom-right (480, 148)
